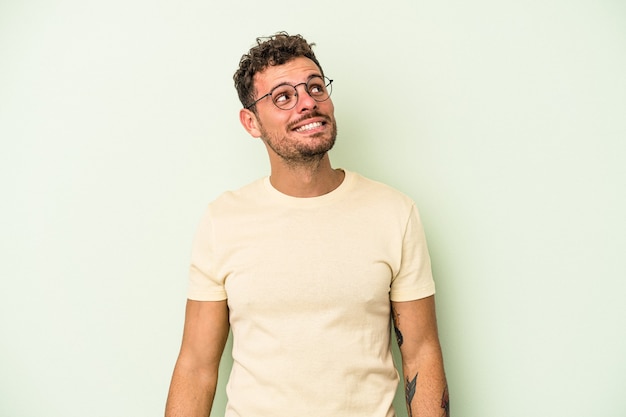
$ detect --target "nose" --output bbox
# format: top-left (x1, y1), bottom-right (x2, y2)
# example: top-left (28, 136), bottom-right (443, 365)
top-left (295, 84), bottom-right (317, 112)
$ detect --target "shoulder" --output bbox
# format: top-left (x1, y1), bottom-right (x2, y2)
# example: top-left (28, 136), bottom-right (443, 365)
top-left (199, 177), bottom-right (268, 221)
top-left (212, 177), bottom-right (266, 205)
top-left (347, 171), bottom-right (416, 208)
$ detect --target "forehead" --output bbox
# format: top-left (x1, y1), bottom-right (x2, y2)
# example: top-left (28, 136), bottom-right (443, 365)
top-left (254, 57), bottom-right (322, 91)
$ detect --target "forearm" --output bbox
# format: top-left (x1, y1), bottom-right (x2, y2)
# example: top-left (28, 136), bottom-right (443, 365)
top-left (166, 300), bottom-right (229, 417)
top-left (391, 297), bottom-right (449, 417)
top-left (165, 359), bottom-right (219, 417)
top-left (401, 350), bottom-right (449, 417)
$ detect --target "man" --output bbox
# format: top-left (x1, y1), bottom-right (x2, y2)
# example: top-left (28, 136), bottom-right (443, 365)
top-left (165, 32), bottom-right (448, 417)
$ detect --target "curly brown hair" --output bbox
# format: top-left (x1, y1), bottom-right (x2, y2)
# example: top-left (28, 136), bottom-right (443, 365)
top-left (233, 32), bottom-right (324, 110)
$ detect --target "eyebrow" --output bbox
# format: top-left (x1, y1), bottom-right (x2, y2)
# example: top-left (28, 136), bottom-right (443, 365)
top-left (268, 73), bottom-right (323, 92)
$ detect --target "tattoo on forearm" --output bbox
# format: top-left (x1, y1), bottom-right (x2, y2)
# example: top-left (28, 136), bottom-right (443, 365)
top-left (394, 325), bottom-right (404, 347)
top-left (405, 373), bottom-right (417, 417)
top-left (440, 385), bottom-right (450, 417)
top-left (392, 307), bottom-right (403, 347)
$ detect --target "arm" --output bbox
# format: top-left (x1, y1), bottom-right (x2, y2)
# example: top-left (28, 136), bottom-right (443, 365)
top-left (392, 296), bottom-right (449, 417)
top-left (165, 299), bottom-right (230, 417)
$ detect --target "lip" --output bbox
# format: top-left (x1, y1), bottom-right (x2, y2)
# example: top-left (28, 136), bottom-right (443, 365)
top-left (290, 116), bottom-right (328, 133)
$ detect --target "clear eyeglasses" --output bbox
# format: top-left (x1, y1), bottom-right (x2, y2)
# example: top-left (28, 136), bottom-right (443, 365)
top-left (245, 75), bottom-right (333, 110)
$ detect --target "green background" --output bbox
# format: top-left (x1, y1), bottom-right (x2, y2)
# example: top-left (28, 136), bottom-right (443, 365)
top-left (1, 0), bottom-right (624, 416)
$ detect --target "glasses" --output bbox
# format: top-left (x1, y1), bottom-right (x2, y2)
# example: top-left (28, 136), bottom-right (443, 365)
top-left (246, 75), bottom-right (333, 110)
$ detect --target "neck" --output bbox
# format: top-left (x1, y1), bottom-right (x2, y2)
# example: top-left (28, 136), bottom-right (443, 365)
top-left (268, 154), bottom-right (345, 198)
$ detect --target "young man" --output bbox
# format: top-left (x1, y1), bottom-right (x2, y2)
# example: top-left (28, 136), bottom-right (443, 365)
top-left (165, 32), bottom-right (449, 417)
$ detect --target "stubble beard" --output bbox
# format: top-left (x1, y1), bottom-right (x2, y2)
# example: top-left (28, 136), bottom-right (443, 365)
top-left (260, 116), bottom-right (338, 166)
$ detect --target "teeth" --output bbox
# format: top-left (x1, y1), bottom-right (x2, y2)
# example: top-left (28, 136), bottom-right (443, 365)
top-left (295, 121), bottom-right (322, 132)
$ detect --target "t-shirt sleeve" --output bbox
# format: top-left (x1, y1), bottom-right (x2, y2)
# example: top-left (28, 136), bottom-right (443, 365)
top-left (389, 204), bottom-right (436, 301)
top-left (187, 206), bottom-right (228, 301)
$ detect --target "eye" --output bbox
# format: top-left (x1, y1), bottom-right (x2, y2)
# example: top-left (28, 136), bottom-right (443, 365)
top-left (307, 80), bottom-right (325, 96)
top-left (272, 86), bottom-right (295, 105)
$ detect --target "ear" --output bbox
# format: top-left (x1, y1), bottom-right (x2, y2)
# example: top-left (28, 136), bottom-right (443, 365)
top-left (239, 108), bottom-right (262, 138)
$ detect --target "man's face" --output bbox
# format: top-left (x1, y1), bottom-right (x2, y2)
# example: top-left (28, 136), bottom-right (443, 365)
top-left (242, 57), bottom-right (337, 164)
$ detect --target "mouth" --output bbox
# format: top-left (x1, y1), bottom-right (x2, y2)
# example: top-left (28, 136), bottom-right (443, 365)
top-left (294, 121), bottom-right (324, 133)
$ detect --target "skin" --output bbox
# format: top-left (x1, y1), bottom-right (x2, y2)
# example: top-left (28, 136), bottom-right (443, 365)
top-left (165, 300), bottom-right (229, 417)
top-left (165, 56), bottom-right (448, 417)
top-left (166, 58), bottom-right (342, 417)
top-left (392, 296), bottom-right (449, 417)
top-left (239, 57), bottom-right (343, 197)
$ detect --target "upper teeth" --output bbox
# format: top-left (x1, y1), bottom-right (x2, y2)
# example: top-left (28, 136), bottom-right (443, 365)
top-left (295, 121), bottom-right (322, 132)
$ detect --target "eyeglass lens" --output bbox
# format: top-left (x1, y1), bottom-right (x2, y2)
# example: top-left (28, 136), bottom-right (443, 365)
top-left (271, 76), bottom-right (332, 110)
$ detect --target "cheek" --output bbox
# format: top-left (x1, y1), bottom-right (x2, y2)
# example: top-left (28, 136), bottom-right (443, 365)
top-left (322, 100), bottom-right (335, 115)
top-left (258, 112), bottom-right (288, 132)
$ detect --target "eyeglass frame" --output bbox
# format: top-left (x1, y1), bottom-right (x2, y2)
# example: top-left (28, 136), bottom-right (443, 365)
top-left (245, 75), bottom-right (334, 110)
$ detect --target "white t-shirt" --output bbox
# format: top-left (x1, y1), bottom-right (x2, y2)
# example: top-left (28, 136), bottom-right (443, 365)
top-left (188, 171), bottom-right (435, 417)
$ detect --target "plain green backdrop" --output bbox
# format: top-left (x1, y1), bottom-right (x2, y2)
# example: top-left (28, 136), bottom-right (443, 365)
top-left (1, 0), bottom-right (624, 416)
